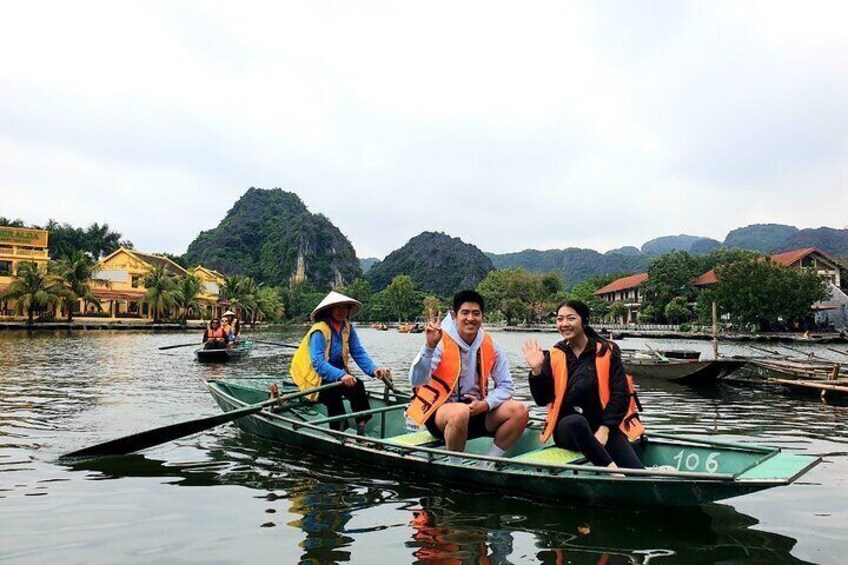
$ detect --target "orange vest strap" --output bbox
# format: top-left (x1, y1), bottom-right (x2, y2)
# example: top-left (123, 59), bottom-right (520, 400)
top-left (406, 332), bottom-right (497, 426)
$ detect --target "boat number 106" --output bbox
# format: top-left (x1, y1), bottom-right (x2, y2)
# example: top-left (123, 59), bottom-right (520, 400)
top-left (672, 450), bottom-right (721, 473)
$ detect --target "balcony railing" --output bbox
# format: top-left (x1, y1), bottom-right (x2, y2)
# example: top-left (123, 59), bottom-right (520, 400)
top-left (0, 245), bottom-right (48, 258)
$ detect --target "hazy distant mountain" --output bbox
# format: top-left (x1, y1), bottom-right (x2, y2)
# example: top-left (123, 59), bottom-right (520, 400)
top-left (360, 257), bottom-right (379, 273)
top-left (641, 234), bottom-right (705, 255)
top-left (779, 227), bottom-right (848, 257)
top-left (488, 248), bottom-right (650, 288)
top-left (605, 246), bottom-right (641, 256)
top-left (367, 232), bottom-right (494, 296)
top-left (690, 237), bottom-right (722, 255)
top-left (723, 224), bottom-right (799, 253)
top-left (183, 187), bottom-right (361, 290)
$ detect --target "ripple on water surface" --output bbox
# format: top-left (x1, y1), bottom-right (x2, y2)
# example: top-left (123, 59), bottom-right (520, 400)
top-left (1, 329), bottom-right (846, 564)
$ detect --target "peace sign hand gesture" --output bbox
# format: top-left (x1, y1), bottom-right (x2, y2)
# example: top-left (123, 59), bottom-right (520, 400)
top-left (424, 309), bottom-right (443, 349)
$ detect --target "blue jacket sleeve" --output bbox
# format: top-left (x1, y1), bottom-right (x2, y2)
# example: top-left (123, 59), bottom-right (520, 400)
top-left (309, 331), bottom-right (347, 382)
top-left (348, 327), bottom-right (377, 377)
top-left (484, 342), bottom-right (514, 410)
top-left (409, 344), bottom-right (441, 386)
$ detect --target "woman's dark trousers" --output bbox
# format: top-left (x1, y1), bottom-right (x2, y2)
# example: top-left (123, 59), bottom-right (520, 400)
top-left (318, 378), bottom-right (372, 431)
top-left (554, 414), bottom-right (644, 469)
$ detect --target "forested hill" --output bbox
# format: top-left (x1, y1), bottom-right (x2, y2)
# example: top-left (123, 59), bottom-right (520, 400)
top-left (489, 224), bottom-right (848, 287)
top-left (367, 232), bottom-right (494, 296)
top-left (182, 188), bottom-right (361, 290)
top-left (488, 248), bottom-right (650, 288)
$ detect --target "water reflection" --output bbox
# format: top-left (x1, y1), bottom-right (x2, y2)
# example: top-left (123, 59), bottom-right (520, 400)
top-left (64, 434), bottom-right (810, 564)
top-left (3, 330), bottom-right (846, 563)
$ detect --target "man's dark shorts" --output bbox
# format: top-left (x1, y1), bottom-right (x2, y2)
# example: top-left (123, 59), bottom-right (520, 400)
top-left (424, 405), bottom-right (495, 440)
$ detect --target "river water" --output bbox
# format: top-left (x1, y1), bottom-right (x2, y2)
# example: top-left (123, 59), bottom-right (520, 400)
top-left (1, 328), bottom-right (846, 564)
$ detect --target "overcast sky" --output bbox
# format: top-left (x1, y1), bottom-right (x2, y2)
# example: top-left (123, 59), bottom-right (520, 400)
top-left (2, 1), bottom-right (847, 259)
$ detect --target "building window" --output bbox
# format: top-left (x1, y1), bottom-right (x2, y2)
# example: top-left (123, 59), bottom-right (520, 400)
top-left (131, 275), bottom-right (141, 288)
top-left (0, 260), bottom-right (12, 276)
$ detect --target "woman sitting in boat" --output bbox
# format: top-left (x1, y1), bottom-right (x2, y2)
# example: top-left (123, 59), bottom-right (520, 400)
top-left (522, 300), bottom-right (645, 471)
top-left (202, 318), bottom-right (228, 350)
top-left (290, 291), bottom-right (392, 435)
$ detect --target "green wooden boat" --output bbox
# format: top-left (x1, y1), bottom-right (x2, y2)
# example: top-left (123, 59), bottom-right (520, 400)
top-left (206, 379), bottom-right (820, 507)
top-left (195, 340), bottom-right (254, 363)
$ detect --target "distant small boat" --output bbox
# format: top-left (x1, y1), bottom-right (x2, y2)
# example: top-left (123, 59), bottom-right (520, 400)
top-left (195, 341), bottom-right (253, 363)
top-left (621, 348), bottom-right (701, 361)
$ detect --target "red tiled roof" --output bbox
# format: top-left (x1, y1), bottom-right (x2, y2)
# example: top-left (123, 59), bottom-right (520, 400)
top-left (691, 269), bottom-right (718, 286)
top-left (593, 273), bottom-right (649, 295)
top-left (770, 247), bottom-right (823, 267)
top-left (690, 247), bottom-right (842, 287)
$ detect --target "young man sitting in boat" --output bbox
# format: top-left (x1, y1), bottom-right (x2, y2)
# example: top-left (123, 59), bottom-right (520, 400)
top-left (407, 290), bottom-right (529, 456)
top-left (290, 291), bottom-right (393, 435)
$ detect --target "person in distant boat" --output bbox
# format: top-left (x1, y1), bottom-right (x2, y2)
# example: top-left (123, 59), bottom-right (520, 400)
top-left (408, 290), bottom-right (529, 456)
top-left (290, 291), bottom-right (392, 435)
top-left (202, 318), bottom-right (228, 350)
top-left (222, 310), bottom-right (240, 342)
top-left (522, 300), bottom-right (644, 471)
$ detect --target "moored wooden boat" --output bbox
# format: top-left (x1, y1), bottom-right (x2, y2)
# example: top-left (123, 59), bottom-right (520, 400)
top-left (205, 380), bottom-right (819, 507)
top-left (195, 340), bottom-right (254, 363)
top-left (622, 357), bottom-right (746, 385)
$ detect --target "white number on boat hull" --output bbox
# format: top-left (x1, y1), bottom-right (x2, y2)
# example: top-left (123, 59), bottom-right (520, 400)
top-left (672, 450), bottom-right (720, 473)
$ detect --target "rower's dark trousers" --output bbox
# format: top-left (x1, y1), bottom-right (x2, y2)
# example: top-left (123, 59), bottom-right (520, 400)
top-left (554, 414), bottom-right (644, 469)
top-left (318, 378), bottom-right (372, 431)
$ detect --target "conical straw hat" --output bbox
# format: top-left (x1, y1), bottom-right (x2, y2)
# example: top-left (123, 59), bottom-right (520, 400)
top-left (311, 291), bottom-right (362, 321)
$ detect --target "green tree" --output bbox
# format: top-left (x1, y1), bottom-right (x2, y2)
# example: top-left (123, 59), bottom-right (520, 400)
top-left (714, 259), bottom-right (828, 329)
top-left (173, 273), bottom-right (204, 325)
top-left (664, 296), bottom-right (691, 325)
top-left (222, 274), bottom-right (260, 323)
top-left (385, 275), bottom-right (418, 322)
top-left (143, 264), bottom-right (177, 322)
top-left (568, 279), bottom-right (610, 321)
top-left (52, 250), bottom-right (104, 322)
top-left (641, 251), bottom-right (702, 323)
top-left (1, 262), bottom-right (70, 324)
top-left (608, 300), bottom-right (628, 324)
top-left (476, 268), bottom-right (542, 325)
top-left (422, 295), bottom-right (444, 319)
top-left (256, 286), bottom-right (285, 322)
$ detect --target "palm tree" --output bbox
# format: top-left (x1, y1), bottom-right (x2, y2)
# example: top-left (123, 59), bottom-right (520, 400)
top-left (1, 262), bottom-right (71, 324)
top-left (143, 264), bottom-right (177, 322)
top-left (173, 273), bottom-right (204, 326)
top-left (53, 250), bottom-right (105, 322)
top-left (255, 286), bottom-right (285, 322)
top-left (221, 274), bottom-right (258, 325)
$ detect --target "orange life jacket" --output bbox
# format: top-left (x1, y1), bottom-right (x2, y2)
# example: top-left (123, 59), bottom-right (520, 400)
top-left (205, 326), bottom-right (225, 340)
top-left (406, 332), bottom-right (496, 426)
top-left (540, 342), bottom-right (645, 443)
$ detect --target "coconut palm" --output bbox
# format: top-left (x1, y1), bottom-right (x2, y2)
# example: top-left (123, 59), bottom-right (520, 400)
top-left (173, 273), bottom-right (204, 325)
top-left (1, 261), bottom-right (71, 324)
top-left (52, 250), bottom-right (105, 322)
top-left (143, 264), bottom-right (177, 322)
top-left (221, 274), bottom-right (259, 324)
top-left (255, 286), bottom-right (285, 322)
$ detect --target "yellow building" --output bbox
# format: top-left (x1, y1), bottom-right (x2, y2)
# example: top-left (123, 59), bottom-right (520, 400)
top-left (91, 247), bottom-right (189, 319)
top-left (192, 265), bottom-right (228, 318)
top-left (0, 226), bottom-right (50, 316)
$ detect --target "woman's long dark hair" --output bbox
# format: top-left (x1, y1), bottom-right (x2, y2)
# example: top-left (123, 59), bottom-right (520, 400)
top-left (556, 300), bottom-right (616, 356)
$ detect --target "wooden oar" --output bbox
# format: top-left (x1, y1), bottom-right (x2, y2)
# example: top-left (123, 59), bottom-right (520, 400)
top-left (644, 343), bottom-right (668, 362)
top-left (249, 339), bottom-right (298, 349)
top-left (60, 382), bottom-right (342, 459)
top-left (158, 342), bottom-right (201, 351)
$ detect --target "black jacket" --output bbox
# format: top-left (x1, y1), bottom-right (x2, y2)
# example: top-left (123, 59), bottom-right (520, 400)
top-left (529, 338), bottom-right (630, 431)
